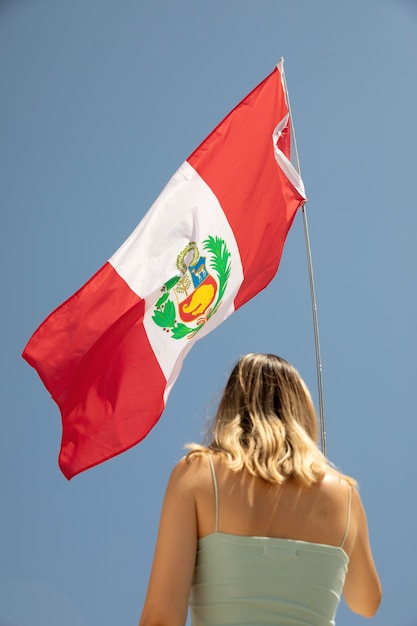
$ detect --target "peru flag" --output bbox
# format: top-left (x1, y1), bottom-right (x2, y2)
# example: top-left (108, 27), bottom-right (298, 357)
top-left (23, 60), bottom-right (306, 479)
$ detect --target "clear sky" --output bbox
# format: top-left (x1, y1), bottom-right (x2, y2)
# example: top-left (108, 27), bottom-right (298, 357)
top-left (1, 0), bottom-right (416, 624)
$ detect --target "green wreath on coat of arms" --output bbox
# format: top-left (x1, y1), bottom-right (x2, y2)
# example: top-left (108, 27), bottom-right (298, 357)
top-left (152, 235), bottom-right (231, 339)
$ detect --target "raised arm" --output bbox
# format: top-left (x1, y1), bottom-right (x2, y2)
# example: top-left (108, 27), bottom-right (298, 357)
top-left (343, 488), bottom-right (382, 617)
top-left (139, 458), bottom-right (198, 626)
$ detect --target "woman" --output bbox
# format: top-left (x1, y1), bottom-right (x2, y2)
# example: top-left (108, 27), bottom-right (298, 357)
top-left (139, 354), bottom-right (381, 626)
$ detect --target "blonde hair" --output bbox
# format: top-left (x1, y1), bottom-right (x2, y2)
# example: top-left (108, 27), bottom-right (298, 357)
top-left (187, 354), bottom-right (355, 487)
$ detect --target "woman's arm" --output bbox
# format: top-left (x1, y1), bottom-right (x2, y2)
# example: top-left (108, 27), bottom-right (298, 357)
top-left (343, 488), bottom-right (382, 617)
top-left (139, 458), bottom-right (198, 626)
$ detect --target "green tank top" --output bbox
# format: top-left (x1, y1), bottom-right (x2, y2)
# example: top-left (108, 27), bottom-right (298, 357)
top-left (189, 457), bottom-right (351, 626)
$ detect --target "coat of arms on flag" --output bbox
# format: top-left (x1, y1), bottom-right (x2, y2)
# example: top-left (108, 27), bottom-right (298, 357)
top-left (152, 236), bottom-right (231, 340)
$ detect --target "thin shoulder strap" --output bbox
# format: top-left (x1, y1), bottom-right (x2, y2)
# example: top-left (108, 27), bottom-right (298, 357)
top-left (207, 454), bottom-right (219, 533)
top-left (340, 483), bottom-right (352, 548)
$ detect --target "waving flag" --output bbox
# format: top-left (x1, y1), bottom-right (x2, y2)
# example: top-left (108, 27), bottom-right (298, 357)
top-left (23, 60), bottom-right (306, 479)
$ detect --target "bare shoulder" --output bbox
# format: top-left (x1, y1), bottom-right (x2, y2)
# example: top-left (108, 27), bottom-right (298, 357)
top-left (168, 453), bottom-right (213, 492)
top-left (311, 471), bottom-right (353, 517)
top-left (320, 472), bottom-right (363, 518)
top-left (317, 470), bottom-right (353, 503)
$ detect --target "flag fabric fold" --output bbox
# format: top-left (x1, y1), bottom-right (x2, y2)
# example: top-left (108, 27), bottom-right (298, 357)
top-left (23, 59), bottom-right (306, 479)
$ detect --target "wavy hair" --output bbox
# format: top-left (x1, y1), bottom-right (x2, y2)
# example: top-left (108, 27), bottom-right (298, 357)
top-left (187, 354), bottom-right (354, 487)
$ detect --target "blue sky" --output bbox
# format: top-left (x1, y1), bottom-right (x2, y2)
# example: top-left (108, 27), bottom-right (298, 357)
top-left (1, 1), bottom-right (416, 624)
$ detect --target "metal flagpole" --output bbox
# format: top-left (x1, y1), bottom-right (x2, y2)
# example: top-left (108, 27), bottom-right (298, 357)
top-left (280, 59), bottom-right (327, 457)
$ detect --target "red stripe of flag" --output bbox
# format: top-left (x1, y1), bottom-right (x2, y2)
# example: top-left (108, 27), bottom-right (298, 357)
top-left (189, 68), bottom-right (303, 310)
top-left (23, 263), bottom-right (165, 478)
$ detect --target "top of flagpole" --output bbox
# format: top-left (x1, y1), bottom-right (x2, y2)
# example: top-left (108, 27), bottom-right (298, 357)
top-left (278, 59), bottom-right (302, 180)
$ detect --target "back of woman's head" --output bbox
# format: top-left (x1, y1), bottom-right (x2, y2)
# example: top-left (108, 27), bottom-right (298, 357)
top-left (188, 354), bottom-right (329, 486)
